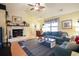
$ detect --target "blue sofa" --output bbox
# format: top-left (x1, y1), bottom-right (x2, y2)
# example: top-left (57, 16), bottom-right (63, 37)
top-left (40, 31), bottom-right (71, 56)
top-left (42, 31), bottom-right (70, 45)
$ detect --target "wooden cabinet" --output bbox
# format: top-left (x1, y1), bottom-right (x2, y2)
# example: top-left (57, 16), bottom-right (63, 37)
top-left (36, 31), bottom-right (43, 40)
top-left (36, 31), bottom-right (42, 37)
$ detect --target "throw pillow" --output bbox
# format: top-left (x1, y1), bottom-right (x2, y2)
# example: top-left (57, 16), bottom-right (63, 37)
top-left (75, 36), bottom-right (79, 44)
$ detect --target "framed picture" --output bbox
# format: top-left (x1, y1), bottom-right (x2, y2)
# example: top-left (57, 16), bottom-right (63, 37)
top-left (12, 16), bottom-right (22, 25)
top-left (12, 16), bottom-right (22, 22)
top-left (62, 20), bottom-right (72, 29)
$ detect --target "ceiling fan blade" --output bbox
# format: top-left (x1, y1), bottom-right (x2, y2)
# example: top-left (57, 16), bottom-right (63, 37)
top-left (30, 8), bottom-right (34, 10)
top-left (40, 6), bottom-right (45, 9)
top-left (27, 4), bottom-right (34, 6)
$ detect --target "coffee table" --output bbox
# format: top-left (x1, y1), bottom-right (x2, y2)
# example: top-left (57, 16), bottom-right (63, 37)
top-left (46, 38), bottom-right (56, 48)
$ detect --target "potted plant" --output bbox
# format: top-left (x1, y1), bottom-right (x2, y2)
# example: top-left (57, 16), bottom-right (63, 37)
top-left (6, 20), bottom-right (11, 25)
top-left (23, 21), bottom-right (26, 26)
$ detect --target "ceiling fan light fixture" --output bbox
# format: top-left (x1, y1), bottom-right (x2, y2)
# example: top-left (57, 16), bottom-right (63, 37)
top-left (27, 3), bottom-right (45, 11)
top-left (34, 3), bottom-right (41, 11)
top-left (34, 7), bottom-right (40, 10)
top-left (35, 3), bottom-right (40, 7)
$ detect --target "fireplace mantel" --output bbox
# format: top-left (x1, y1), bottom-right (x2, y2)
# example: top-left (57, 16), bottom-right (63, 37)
top-left (7, 26), bottom-right (24, 29)
top-left (7, 26), bottom-right (27, 39)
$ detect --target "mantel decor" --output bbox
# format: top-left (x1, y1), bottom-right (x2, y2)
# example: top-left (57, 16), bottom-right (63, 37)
top-left (12, 16), bottom-right (22, 25)
top-left (62, 20), bottom-right (72, 29)
top-left (6, 20), bottom-right (11, 25)
top-left (6, 16), bottom-right (30, 27)
top-left (22, 21), bottom-right (30, 26)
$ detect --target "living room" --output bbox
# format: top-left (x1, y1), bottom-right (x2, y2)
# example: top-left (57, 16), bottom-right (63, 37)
top-left (0, 3), bottom-right (79, 56)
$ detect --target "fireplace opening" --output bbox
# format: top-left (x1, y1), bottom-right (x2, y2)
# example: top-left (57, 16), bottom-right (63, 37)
top-left (12, 29), bottom-right (23, 37)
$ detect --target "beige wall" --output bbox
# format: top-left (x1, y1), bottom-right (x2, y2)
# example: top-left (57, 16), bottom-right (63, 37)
top-left (59, 11), bottom-right (79, 36)
top-left (0, 9), bottom-right (7, 42)
top-left (42, 11), bottom-right (79, 36)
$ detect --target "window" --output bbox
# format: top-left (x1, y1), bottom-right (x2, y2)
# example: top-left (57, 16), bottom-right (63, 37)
top-left (75, 21), bottom-right (79, 35)
top-left (42, 23), bottom-right (51, 32)
top-left (51, 22), bottom-right (59, 32)
top-left (42, 19), bottom-right (59, 32)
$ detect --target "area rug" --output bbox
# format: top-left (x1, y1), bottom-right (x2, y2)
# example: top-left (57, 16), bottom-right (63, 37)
top-left (18, 39), bottom-right (71, 56)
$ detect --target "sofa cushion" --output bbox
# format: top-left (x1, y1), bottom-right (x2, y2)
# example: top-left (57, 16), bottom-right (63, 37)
top-left (59, 41), bottom-right (69, 49)
top-left (51, 32), bottom-right (62, 37)
top-left (54, 46), bottom-right (72, 56)
top-left (43, 31), bottom-right (68, 37)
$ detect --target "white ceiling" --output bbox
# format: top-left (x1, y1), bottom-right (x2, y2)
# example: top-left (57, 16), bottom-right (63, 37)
top-left (5, 3), bottom-right (79, 19)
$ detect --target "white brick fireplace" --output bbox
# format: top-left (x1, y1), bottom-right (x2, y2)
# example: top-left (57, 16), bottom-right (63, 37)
top-left (7, 26), bottom-right (27, 42)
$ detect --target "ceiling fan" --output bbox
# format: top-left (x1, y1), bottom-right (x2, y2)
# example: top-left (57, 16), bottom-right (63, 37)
top-left (27, 3), bottom-right (45, 11)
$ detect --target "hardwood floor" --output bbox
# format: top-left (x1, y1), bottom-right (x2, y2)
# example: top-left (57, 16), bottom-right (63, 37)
top-left (11, 42), bottom-right (27, 56)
